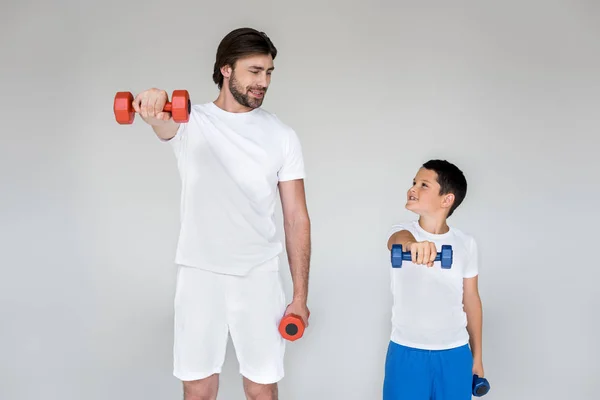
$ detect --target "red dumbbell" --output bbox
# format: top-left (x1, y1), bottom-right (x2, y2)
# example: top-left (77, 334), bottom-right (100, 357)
top-left (113, 90), bottom-right (191, 124)
top-left (278, 313), bottom-right (308, 341)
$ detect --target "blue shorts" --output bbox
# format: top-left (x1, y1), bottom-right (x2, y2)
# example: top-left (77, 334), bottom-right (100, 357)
top-left (383, 341), bottom-right (473, 400)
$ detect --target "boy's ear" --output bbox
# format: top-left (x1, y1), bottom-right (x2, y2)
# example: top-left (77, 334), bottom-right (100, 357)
top-left (441, 193), bottom-right (455, 209)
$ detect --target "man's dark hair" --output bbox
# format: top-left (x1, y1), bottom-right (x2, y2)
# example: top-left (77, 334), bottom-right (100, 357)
top-left (212, 28), bottom-right (278, 89)
top-left (422, 159), bottom-right (467, 217)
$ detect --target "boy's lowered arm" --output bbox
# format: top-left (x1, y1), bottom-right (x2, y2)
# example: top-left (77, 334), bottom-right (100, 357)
top-left (464, 276), bottom-right (484, 375)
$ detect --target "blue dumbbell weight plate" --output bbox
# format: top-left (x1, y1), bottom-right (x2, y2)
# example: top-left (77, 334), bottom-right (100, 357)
top-left (472, 375), bottom-right (490, 397)
top-left (440, 245), bottom-right (453, 269)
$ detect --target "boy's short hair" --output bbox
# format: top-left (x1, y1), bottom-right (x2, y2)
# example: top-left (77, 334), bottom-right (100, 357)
top-left (422, 159), bottom-right (467, 217)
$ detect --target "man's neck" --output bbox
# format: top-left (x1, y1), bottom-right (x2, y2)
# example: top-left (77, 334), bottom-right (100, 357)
top-left (214, 91), bottom-right (252, 113)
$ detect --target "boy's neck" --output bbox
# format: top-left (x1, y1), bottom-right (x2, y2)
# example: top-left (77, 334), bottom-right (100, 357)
top-left (418, 215), bottom-right (450, 235)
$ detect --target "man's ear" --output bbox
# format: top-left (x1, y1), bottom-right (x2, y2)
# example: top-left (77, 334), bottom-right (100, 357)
top-left (221, 64), bottom-right (232, 79)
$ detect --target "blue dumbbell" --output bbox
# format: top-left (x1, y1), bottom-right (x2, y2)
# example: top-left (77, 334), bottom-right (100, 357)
top-left (390, 244), bottom-right (453, 269)
top-left (472, 375), bottom-right (490, 397)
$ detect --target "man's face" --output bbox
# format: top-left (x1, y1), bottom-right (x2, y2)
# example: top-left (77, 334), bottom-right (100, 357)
top-left (226, 54), bottom-right (274, 109)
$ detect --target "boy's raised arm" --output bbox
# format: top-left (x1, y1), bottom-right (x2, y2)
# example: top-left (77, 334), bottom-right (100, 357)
top-left (388, 230), bottom-right (438, 267)
top-left (387, 230), bottom-right (417, 251)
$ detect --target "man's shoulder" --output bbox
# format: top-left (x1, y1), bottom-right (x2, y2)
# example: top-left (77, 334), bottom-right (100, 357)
top-left (187, 104), bottom-right (285, 124)
top-left (190, 102), bottom-right (213, 115)
top-left (256, 108), bottom-right (296, 134)
top-left (181, 103), bottom-right (210, 122)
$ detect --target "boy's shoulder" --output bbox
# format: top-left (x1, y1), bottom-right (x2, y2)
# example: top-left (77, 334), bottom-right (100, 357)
top-left (447, 226), bottom-right (479, 258)
top-left (449, 225), bottom-right (477, 243)
top-left (387, 220), bottom-right (420, 236)
top-left (388, 220), bottom-right (418, 228)
top-left (448, 224), bottom-right (470, 237)
top-left (387, 220), bottom-right (477, 244)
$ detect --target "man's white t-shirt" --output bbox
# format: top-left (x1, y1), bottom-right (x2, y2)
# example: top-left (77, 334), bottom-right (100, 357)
top-left (164, 102), bottom-right (305, 275)
top-left (387, 220), bottom-right (479, 350)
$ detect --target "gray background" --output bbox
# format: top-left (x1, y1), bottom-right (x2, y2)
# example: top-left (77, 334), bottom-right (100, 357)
top-left (1, 0), bottom-right (599, 399)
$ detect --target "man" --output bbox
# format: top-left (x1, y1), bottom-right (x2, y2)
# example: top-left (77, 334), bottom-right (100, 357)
top-left (132, 27), bottom-right (311, 400)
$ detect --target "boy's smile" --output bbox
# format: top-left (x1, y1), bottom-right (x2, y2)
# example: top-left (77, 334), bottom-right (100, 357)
top-left (405, 168), bottom-right (442, 214)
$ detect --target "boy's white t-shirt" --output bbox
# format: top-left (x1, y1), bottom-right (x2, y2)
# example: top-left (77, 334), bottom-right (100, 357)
top-left (387, 220), bottom-right (479, 350)
top-left (164, 102), bottom-right (305, 275)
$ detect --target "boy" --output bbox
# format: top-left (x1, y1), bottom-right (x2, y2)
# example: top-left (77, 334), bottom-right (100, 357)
top-left (384, 159), bottom-right (484, 400)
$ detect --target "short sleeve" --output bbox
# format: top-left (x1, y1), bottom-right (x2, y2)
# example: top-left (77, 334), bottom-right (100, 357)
top-left (161, 120), bottom-right (188, 159)
top-left (463, 237), bottom-right (479, 278)
top-left (278, 128), bottom-right (305, 182)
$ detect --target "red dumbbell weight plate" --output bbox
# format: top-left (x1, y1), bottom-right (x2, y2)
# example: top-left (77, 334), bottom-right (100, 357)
top-left (278, 313), bottom-right (307, 341)
top-left (114, 92), bottom-right (135, 124)
top-left (171, 90), bottom-right (191, 123)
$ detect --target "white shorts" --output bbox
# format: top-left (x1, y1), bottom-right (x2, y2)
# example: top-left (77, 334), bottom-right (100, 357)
top-left (173, 258), bottom-right (287, 384)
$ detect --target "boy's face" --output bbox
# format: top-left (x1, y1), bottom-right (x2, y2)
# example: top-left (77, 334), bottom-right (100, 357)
top-left (406, 168), bottom-right (454, 216)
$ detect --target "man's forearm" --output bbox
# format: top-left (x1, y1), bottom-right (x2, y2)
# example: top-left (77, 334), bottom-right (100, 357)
top-left (152, 121), bottom-right (180, 141)
top-left (284, 217), bottom-right (311, 302)
top-left (465, 296), bottom-right (483, 360)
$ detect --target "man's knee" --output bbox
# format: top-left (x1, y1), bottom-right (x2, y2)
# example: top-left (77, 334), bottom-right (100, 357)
top-left (183, 374), bottom-right (219, 400)
top-left (243, 378), bottom-right (278, 400)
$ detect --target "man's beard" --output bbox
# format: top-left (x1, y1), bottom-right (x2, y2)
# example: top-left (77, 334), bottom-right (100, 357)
top-left (229, 71), bottom-right (266, 109)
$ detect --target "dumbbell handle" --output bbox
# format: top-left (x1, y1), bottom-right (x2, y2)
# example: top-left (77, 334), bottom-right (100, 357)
top-left (135, 100), bottom-right (173, 113)
top-left (398, 250), bottom-right (443, 261)
top-left (142, 93), bottom-right (190, 117)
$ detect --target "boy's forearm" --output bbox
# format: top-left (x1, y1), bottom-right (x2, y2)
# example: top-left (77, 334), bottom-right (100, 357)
top-left (387, 230), bottom-right (417, 250)
top-left (465, 295), bottom-right (483, 360)
top-left (284, 217), bottom-right (311, 302)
